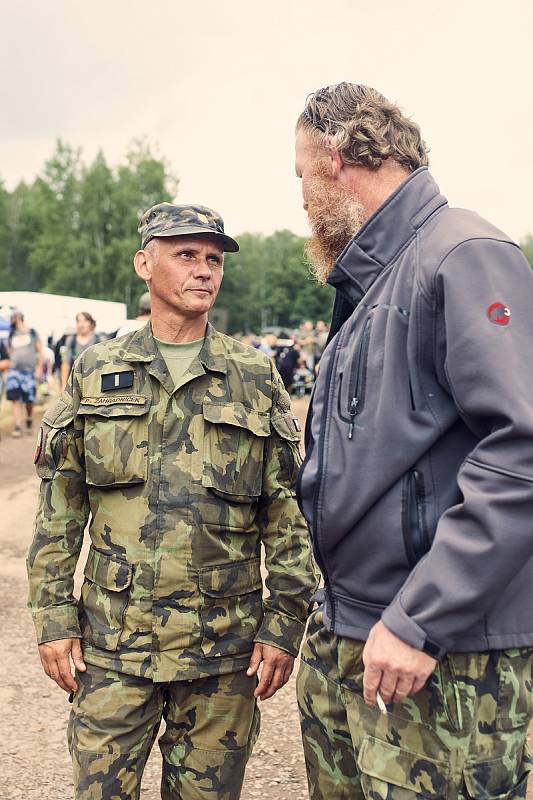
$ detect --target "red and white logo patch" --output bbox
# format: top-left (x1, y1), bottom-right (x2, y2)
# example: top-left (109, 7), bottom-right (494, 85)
top-left (487, 302), bottom-right (511, 326)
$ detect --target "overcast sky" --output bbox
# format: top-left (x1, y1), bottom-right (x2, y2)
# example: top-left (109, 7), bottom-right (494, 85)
top-left (2, 0), bottom-right (533, 241)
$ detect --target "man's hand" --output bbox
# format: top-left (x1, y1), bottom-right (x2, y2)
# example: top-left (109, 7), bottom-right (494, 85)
top-left (38, 638), bottom-right (86, 693)
top-left (362, 621), bottom-right (436, 707)
top-left (247, 643), bottom-right (294, 700)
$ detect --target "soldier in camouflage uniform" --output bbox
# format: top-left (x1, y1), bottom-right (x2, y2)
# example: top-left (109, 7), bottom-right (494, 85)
top-left (27, 203), bottom-right (318, 799)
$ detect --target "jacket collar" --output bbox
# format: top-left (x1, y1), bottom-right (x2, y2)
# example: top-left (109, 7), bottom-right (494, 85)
top-left (327, 168), bottom-right (448, 304)
top-left (122, 321), bottom-right (228, 390)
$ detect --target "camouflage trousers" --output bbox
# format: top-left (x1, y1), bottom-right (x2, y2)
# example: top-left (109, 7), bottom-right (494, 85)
top-left (68, 664), bottom-right (260, 799)
top-left (297, 609), bottom-right (533, 799)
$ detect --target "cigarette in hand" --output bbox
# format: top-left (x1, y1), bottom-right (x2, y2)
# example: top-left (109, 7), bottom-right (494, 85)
top-left (376, 691), bottom-right (388, 715)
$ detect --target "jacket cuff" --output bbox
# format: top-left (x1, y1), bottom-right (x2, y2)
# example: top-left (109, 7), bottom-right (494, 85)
top-left (32, 606), bottom-right (81, 645)
top-left (254, 610), bottom-right (305, 657)
top-left (381, 598), bottom-right (446, 660)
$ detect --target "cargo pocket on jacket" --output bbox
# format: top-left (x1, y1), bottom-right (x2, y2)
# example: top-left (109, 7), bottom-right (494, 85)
top-left (199, 558), bottom-right (263, 658)
top-left (495, 648), bottom-right (533, 731)
top-left (357, 736), bottom-right (450, 799)
top-left (79, 547), bottom-right (133, 651)
top-left (78, 397), bottom-right (151, 488)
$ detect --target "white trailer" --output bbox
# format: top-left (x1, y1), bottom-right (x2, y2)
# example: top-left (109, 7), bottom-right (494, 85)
top-left (0, 291), bottom-right (127, 344)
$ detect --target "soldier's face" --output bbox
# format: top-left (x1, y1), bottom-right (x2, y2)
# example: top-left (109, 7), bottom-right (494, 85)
top-left (146, 235), bottom-right (224, 318)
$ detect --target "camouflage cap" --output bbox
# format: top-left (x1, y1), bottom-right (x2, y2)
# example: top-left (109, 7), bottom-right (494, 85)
top-left (138, 203), bottom-right (239, 253)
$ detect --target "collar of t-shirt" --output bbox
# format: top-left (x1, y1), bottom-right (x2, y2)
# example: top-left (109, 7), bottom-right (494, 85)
top-left (154, 336), bottom-right (204, 389)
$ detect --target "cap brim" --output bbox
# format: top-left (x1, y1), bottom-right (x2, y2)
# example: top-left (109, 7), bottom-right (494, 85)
top-left (145, 225), bottom-right (239, 253)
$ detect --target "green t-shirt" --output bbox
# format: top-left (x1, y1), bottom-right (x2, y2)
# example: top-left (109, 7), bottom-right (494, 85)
top-left (154, 336), bottom-right (204, 389)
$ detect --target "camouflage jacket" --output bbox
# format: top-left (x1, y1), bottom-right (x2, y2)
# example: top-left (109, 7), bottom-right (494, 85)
top-left (27, 324), bottom-right (318, 682)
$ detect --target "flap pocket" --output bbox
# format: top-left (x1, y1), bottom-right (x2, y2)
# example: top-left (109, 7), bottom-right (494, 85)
top-left (271, 411), bottom-right (301, 442)
top-left (357, 736), bottom-right (449, 799)
top-left (463, 754), bottom-right (532, 799)
top-left (198, 558), bottom-right (262, 598)
top-left (83, 547), bottom-right (133, 591)
top-left (202, 401), bottom-right (268, 501)
top-left (78, 396), bottom-right (151, 418)
top-left (202, 400), bottom-right (270, 437)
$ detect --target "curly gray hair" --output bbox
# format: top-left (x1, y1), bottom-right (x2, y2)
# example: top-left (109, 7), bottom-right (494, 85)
top-left (297, 83), bottom-right (429, 172)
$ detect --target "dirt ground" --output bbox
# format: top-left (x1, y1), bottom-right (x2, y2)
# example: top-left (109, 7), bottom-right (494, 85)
top-left (1, 393), bottom-right (532, 800)
top-left (0, 395), bottom-right (311, 800)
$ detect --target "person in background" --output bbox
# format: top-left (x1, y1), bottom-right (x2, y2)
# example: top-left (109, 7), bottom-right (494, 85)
top-left (258, 334), bottom-right (278, 359)
top-left (0, 337), bottom-right (11, 397)
top-left (276, 338), bottom-right (303, 393)
top-left (39, 339), bottom-right (56, 397)
top-left (5, 310), bottom-right (43, 438)
top-left (116, 291), bottom-right (151, 337)
top-left (314, 319), bottom-right (329, 369)
top-left (297, 320), bottom-right (317, 372)
top-left (60, 312), bottom-right (100, 390)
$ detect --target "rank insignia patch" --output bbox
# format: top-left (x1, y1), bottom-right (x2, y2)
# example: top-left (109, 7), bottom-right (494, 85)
top-left (101, 371), bottom-right (135, 391)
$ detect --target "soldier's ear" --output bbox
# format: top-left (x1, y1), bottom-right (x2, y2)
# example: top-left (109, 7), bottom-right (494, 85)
top-left (134, 250), bottom-right (152, 282)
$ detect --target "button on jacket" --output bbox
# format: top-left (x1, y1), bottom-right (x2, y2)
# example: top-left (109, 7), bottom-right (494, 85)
top-left (28, 324), bottom-right (318, 681)
top-left (297, 167), bottom-right (533, 658)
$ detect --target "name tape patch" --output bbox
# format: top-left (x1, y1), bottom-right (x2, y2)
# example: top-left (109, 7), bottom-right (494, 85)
top-left (81, 395), bottom-right (146, 406)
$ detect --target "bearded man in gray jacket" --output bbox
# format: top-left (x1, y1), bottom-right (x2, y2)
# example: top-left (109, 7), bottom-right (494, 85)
top-left (295, 82), bottom-right (533, 799)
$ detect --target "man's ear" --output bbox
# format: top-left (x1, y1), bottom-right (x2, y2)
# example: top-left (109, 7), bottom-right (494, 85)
top-left (329, 148), bottom-right (343, 180)
top-left (133, 250), bottom-right (152, 282)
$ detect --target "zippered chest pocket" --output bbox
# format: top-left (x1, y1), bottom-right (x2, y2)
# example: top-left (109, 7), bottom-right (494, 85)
top-left (78, 397), bottom-right (151, 488)
top-left (338, 315), bottom-right (373, 440)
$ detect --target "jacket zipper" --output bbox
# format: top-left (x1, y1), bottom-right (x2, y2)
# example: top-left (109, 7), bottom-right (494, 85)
top-left (308, 321), bottom-right (355, 628)
top-left (403, 469), bottom-right (430, 566)
top-left (347, 316), bottom-right (372, 440)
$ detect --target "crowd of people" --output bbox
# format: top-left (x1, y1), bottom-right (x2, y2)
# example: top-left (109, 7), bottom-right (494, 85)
top-left (0, 293), bottom-right (153, 439)
top-left (241, 319), bottom-right (330, 396)
top-left (0, 295), bottom-right (327, 440)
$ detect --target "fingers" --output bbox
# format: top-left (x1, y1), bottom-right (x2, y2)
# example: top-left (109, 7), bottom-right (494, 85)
top-left (71, 640), bottom-right (86, 672)
top-left (283, 660), bottom-right (295, 685)
top-left (364, 669), bottom-right (428, 706)
top-left (259, 664), bottom-right (288, 701)
top-left (363, 665), bottom-right (383, 707)
top-left (247, 644), bottom-right (263, 677)
top-left (411, 674), bottom-right (429, 696)
top-left (255, 659), bottom-right (275, 699)
top-left (57, 655), bottom-right (78, 693)
top-left (392, 677), bottom-right (415, 704)
top-left (38, 639), bottom-right (81, 694)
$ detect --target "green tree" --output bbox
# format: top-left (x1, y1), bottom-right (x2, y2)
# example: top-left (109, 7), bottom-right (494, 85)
top-left (0, 139), bottom-right (177, 314)
top-left (0, 179), bottom-right (11, 288)
top-left (219, 230), bottom-right (333, 334)
top-left (521, 235), bottom-right (533, 270)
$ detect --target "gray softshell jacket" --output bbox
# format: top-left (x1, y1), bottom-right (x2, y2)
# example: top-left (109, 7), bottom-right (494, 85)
top-left (297, 167), bottom-right (533, 658)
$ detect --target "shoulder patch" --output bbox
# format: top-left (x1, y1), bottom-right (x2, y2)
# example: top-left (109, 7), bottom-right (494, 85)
top-left (33, 427), bottom-right (44, 464)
